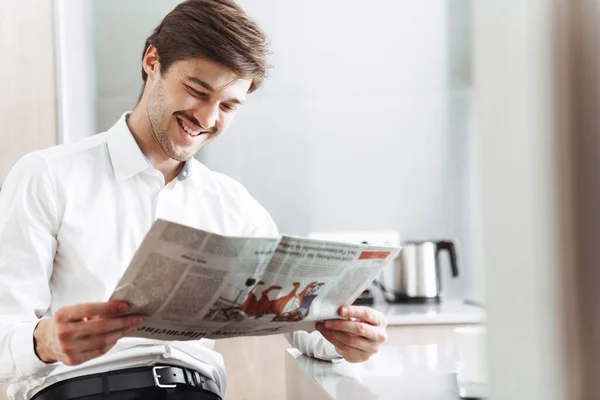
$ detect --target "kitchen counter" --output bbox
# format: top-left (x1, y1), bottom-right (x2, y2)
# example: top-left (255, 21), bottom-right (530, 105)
top-left (372, 300), bottom-right (485, 326)
top-left (219, 301), bottom-right (485, 400)
top-left (285, 344), bottom-right (488, 400)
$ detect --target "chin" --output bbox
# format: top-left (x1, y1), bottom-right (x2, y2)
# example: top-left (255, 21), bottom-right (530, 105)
top-left (163, 143), bottom-right (193, 162)
top-left (173, 149), bottom-right (196, 162)
top-left (171, 135), bottom-right (213, 161)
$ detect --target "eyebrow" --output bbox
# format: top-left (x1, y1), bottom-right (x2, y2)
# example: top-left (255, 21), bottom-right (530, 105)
top-left (186, 76), bottom-right (244, 105)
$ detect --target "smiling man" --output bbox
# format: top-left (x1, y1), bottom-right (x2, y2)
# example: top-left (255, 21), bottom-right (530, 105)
top-left (0, 1), bottom-right (388, 399)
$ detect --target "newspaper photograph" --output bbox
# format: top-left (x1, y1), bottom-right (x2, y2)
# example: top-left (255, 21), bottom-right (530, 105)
top-left (109, 219), bottom-right (401, 340)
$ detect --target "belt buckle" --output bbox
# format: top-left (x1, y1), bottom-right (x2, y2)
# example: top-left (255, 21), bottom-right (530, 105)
top-left (152, 366), bottom-right (177, 389)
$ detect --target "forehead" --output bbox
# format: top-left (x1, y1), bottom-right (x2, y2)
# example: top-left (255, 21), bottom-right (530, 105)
top-left (168, 58), bottom-right (252, 95)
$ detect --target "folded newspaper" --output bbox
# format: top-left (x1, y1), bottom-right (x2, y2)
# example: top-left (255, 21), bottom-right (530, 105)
top-left (109, 219), bottom-right (401, 340)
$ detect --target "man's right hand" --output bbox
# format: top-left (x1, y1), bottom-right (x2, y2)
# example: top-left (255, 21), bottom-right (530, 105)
top-left (33, 301), bottom-right (144, 365)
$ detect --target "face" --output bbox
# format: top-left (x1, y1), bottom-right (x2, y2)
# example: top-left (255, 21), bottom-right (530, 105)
top-left (144, 50), bottom-right (252, 162)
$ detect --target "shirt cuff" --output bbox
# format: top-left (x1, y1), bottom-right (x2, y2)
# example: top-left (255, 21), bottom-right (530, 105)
top-left (10, 320), bottom-right (59, 376)
top-left (331, 347), bottom-right (344, 362)
top-left (325, 340), bottom-right (344, 362)
top-left (286, 330), bottom-right (344, 362)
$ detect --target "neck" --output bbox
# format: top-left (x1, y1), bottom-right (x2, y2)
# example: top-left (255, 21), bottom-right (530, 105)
top-left (127, 103), bottom-right (182, 183)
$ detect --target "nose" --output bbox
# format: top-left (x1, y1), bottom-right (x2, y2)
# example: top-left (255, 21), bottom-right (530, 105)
top-left (193, 102), bottom-right (219, 130)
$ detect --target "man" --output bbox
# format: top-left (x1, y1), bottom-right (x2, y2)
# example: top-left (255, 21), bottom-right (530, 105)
top-left (0, 1), bottom-right (388, 399)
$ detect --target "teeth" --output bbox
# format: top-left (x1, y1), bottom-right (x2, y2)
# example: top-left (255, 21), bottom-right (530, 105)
top-left (178, 117), bottom-right (201, 136)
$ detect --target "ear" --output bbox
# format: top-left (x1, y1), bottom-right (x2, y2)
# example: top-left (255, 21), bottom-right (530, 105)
top-left (142, 45), bottom-right (161, 81)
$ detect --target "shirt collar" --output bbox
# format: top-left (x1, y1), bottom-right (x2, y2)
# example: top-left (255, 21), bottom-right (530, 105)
top-left (107, 112), bottom-right (195, 182)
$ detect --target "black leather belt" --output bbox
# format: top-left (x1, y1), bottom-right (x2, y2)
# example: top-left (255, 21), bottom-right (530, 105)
top-left (30, 365), bottom-right (221, 400)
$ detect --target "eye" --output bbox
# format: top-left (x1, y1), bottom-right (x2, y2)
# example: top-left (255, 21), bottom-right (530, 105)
top-left (185, 85), bottom-right (207, 98)
top-left (220, 103), bottom-right (237, 113)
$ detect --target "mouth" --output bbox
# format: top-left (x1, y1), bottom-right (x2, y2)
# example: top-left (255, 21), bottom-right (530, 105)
top-left (177, 117), bottom-right (206, 137)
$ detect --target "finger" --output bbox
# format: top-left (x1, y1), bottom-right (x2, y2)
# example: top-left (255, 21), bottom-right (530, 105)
top-left (324, 336), bottom-right (347, 353)
top-left (72, 326), bottom-right (137, 353)
top-left (70, 315), bottom-right (144, 339)
top-left (322, 320), bottom-right (381, 342)
top-left (321, 335), bottom-right (369, 363)
top-left (57, 326), bottom-right (136, 366)
top-left (339, 306), bottom-right (387, 326)
top-left (55, 302), bottom-right (129, 322)
top-left (318, 326), bottom-right (379, 354)
top-left (62, 343), bottom-right (117, 366)
top-left (76, 349), bottom-right (108, 365)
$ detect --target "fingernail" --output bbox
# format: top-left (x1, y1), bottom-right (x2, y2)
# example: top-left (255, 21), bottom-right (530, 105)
top-left (119, 303), bottom-right (129, 313)
top-left (316, 322), bottom-right (323, 330)
top-left (324, 321), bottom-right (332, 329)
top-left (340, 307), bottom-right (348, 317)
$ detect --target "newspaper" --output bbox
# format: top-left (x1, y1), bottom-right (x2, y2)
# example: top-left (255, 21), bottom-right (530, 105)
top-left (109, 219), bottom-right (401, 340)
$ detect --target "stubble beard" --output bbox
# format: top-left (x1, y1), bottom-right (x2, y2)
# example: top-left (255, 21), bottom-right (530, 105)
top-left (146, 79), bottom-right (191, 162)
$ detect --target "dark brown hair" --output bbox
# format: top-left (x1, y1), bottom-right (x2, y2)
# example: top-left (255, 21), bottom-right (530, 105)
top-left (141, 0), bottom-right (269, 93)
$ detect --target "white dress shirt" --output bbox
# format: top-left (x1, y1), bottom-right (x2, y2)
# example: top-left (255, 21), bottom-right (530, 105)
top-left (0, 113), bottom-right (339, 400)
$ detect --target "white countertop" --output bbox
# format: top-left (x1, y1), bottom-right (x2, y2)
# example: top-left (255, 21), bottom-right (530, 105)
top-left (286, 344), bottom-right (488, 400)
top-left (372, 300), bottom-right (486, 326)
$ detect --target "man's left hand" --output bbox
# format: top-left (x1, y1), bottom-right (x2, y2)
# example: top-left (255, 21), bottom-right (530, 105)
top-left (316, 305), bottom-right (388, 363)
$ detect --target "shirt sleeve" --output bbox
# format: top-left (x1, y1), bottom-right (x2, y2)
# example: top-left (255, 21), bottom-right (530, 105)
top-left (242, 199), bottom-right (279, 238)
top-left (284, 331), bottom-right (343, 361)
top-left (0, 154), bottom-right (60, 382)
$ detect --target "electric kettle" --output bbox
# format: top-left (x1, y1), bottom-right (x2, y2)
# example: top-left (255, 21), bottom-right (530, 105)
top-left (378, 239), bottom-right (459, 303)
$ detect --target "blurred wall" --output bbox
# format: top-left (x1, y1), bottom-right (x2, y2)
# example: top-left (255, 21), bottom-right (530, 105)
top-left (0, 0), bottom-right (57, 183)
top-left (474, 0), bottom-right (588, 398)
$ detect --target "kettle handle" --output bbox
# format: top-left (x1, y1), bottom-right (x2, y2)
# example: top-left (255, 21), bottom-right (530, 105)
top-left (436, 239), bottom-right (459, 277)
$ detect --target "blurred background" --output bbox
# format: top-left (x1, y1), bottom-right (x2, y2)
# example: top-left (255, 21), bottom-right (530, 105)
top-left (2, 1), bottom-right (599, 400)
top-left (49, 0), bottom-right (480, 304)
